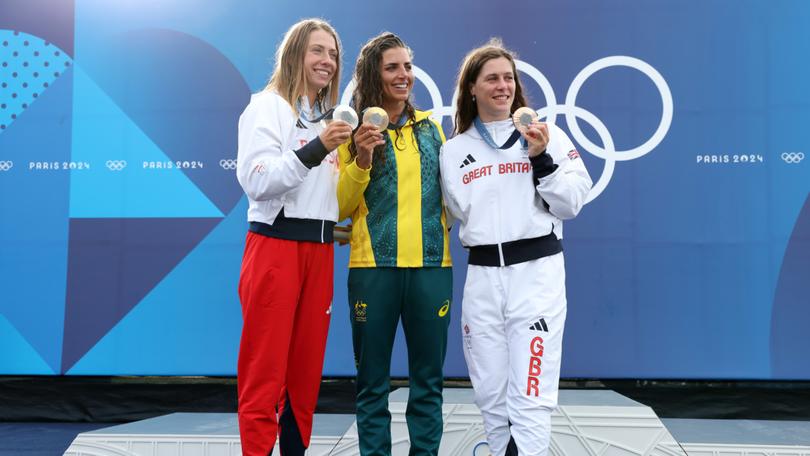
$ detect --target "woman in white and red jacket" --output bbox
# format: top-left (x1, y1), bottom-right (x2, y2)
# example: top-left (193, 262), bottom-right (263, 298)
top-left (440, 40), bottom-right (592, 456)
top-left (235, 18), bottom-right (352, 456)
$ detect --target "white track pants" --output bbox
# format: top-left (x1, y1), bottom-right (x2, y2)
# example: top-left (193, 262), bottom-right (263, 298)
top-left (461, 253), bottom-right (567, 456)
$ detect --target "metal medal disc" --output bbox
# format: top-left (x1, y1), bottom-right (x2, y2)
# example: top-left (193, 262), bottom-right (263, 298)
top-left (332, 105), bottom-right (359, 129)
top-left (512, 107), bottom-right (538, 132)
top-left (363, 107), bottom-right (389, 132)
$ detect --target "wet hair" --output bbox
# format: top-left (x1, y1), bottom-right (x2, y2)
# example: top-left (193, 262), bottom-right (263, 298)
top-left (265, 18), bottom-right (342, 115)
top-left (453, 38), bottom-right (528, 135)
top-left (348, 32), bottom-right (417, 163)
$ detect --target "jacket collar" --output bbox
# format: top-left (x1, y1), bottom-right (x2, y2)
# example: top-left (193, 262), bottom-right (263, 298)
top-left (393, 109), bottom-right (431, 128)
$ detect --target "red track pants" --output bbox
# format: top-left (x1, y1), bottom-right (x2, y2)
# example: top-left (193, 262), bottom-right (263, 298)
top-left (237, 232), bottom-right (333, 456)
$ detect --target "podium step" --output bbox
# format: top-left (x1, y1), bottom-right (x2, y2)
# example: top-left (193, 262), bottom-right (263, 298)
top-left (64, 388), bottom-right (810, 456)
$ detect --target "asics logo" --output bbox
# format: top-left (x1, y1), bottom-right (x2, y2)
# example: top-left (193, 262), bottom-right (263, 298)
top-left (438, 300), bottom-right (450, 317)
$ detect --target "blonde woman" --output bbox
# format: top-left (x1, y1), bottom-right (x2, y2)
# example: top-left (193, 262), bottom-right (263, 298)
top-left (235, 18), bottom-right (351, 456)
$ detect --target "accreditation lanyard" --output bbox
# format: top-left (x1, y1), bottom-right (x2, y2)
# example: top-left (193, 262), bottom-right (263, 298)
top-left (473, 116), bottom-right (523, 150)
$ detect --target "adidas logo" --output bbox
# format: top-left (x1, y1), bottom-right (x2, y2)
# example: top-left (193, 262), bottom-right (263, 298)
top-left (459, 154), bottom-right (477, 168)
top-left (529, 318), bottom-right (548, 332)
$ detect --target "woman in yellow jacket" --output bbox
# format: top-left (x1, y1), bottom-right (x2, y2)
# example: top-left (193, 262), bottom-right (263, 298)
top-left (337, 32), bottom-right (452, 456)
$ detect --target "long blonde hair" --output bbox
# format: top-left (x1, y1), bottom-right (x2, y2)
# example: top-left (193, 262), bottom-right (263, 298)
top-left (265, 18), bottom-right (342, 115)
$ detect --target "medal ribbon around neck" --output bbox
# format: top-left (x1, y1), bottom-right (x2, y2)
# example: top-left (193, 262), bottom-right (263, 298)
top-left (298, 101), bottom-right (362, 130)
top-left (388, 110), bottom-right (408, 129)
top-left (297, 98), bottom-right (346, 124)
top-left (473, 116), bottom-right (523, 150)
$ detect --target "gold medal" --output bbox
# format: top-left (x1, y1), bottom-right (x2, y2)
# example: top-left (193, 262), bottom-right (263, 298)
top-left (362, 107), bottom-right (389, 132)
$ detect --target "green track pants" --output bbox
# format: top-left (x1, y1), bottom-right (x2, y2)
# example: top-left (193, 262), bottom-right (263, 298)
top-left (348, 267), bottom-right (453, 456)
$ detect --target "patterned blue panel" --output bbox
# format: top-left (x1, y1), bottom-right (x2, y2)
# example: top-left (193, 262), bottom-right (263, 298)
top-left (0, 53), bottom-right (73, 373)
top-left (0, 315), bottom-right (53, 374)
top-left (69, 64), bottom-right (223, 218)
top-left (771, 196), bottom-right (810, 377)
top-left (68, 200), bottom-right (247, 375)
top-left (61, 217), bottom-right (222, 372)
top-left (75, 28), bottom-right (249, 215)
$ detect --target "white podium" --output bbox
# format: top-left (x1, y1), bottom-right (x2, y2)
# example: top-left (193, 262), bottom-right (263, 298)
top-left (65, 388), bottom-right (810, 456)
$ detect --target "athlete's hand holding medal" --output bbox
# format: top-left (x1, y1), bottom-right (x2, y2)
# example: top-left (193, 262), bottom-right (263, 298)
top-left (329, 106), bottom-right (389, 244)
top-left (353, 107), bottom-right (389, 170)
top-left (513, 107), bottom-right (549, 158)
top-left (317, 105), bottom-right (355, 151)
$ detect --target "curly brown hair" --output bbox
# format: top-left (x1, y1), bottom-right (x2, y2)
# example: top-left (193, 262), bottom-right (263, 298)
top-left (347, 32), bottom-right (417, 163)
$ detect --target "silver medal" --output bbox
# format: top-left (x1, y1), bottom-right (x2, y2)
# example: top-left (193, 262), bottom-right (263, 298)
top-left (331, 105), bottom-right (359, 129)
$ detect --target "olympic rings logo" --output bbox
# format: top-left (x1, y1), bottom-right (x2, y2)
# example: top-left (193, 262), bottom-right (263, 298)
top-left (0, 161), bottom-right (12, 171)
top-left (106, 160), bottom-right (127, 171)
top-left (342, 56), bottom-right (673, 203)
top-left (220, 159), bottom-right (237, 170)
top-left (781, 152), bottom-right (805, 164)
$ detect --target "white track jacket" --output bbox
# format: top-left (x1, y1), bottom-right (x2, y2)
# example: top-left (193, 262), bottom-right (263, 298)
top-left (439, 119), bottom-right (592, 248)
top-left (236, 91), bottom-right (339, 242)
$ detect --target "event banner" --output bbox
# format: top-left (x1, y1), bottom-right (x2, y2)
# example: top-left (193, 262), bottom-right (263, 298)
top-left (1, 0), bottom-right (808, 379)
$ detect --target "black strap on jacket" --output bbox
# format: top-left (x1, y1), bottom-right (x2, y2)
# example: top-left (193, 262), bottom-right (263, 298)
top-left (249, 209), bottom-right (335, 243)
top-left (467, 232), bottom-right (562, 267)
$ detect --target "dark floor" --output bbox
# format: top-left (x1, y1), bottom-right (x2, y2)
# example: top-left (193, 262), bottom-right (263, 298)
top-left (4, 376), bottom-right (810, 422)
top-left (3, 376), bottom-right (810, 455)
top-left (0, 422), bottom-right (108, 456)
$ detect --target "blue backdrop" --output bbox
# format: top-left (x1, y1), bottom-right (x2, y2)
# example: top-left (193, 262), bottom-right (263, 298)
top-left (1, 0), bottom-right (808, 379)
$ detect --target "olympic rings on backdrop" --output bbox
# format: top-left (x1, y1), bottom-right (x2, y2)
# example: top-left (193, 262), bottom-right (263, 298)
top-left (105, 160), bottom-right (127, 171)
top-left (219, 159), bottom-right (237, 170)
top-left (781, 152), bottom-right (804, 164)
top-left (341, 56), bottom-right (673, 203)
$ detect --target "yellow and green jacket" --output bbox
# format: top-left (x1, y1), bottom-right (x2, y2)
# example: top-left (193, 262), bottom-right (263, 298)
top-left (337, 110), bottom-right (452, 268)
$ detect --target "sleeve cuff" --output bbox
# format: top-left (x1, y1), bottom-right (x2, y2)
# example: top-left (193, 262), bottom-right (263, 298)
top-left (346, 159), bottom-right (372, 183)
top-left (293, 136), bottom-right (329, 169)
top-left (529, 151), bottom-right (558, 180)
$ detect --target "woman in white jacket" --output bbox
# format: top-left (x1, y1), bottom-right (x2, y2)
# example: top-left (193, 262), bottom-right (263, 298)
top-left (439, 40), bottom-right (592, 456)
top-left (235, 18), bottom-right (352, 456)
